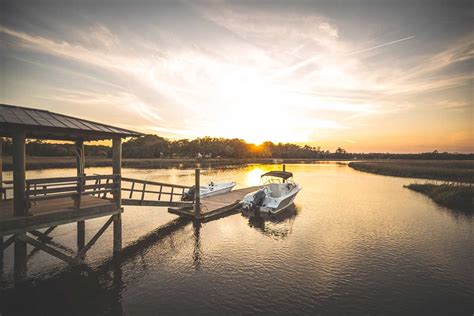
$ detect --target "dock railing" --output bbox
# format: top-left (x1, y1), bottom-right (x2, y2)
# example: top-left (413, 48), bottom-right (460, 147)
top-left (25, 174), bottom-right (120, 212)
top-left (121, 177), bottom-right (192, 207)
top-left (1, 180), bottom-right (13, 200)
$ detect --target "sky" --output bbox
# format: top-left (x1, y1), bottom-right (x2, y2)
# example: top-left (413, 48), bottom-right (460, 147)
top-left (0, 0), bottom-right (473, 153)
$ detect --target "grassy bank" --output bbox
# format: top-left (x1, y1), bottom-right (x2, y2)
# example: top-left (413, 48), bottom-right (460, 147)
top-left (1, 156), bottom-right (339, 171)
top-left (348, 160), bottom-right (474, 183)
top-left (405, 183), bottom-right (473, 212)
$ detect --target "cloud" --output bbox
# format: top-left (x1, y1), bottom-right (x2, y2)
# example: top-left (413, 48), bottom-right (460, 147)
top-left (345, 36), bottom-right (415, 56)
top-left (0, 5), bottom-right (472, 148)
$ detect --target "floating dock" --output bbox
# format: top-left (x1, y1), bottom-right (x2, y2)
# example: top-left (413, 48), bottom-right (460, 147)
top-left (169, 186), bottom-right (261, 221)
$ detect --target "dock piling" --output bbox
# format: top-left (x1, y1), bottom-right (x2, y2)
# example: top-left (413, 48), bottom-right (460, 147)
top-left (194, 168), bottom-right (201, 218)
top-left (112, 138), bottom-right (122, 254)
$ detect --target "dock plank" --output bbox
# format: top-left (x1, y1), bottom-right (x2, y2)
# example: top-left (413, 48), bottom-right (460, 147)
top-left (169, 186), bottom-right (261, 221)
top-left (0, 196), bottom-right (120, 236)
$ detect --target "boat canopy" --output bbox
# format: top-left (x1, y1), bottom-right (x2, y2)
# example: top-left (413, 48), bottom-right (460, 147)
top-left (261, 171), bottom-right (293, 179)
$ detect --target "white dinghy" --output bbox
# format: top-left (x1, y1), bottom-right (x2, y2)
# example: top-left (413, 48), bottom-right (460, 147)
top-left (181, 181), bottom-right (236, 201)
top-left (242, 171), bottom-right (301, 215)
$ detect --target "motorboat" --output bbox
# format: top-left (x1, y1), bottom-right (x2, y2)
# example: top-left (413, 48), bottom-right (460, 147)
top-left (242, 171), bottom-right (301, 214)
top-left (181, 181), bottom-right (236, 201)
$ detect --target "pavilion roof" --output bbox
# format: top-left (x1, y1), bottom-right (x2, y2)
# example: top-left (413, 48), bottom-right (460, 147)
top-left (0, 104), bottom-right (143, 141)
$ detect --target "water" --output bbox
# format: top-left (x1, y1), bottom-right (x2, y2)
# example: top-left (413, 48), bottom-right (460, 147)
top-left (1, 163), bottom-right (473, 315)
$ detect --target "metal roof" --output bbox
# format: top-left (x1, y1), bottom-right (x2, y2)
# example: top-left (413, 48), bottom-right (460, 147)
top-left (0, 104), bottom-right (144, 140)
top-left (261, 171), bottom-right (293, 179)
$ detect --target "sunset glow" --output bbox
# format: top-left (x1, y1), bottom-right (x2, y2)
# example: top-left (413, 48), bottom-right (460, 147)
top-left (1, 1), bottom-right (472, 152)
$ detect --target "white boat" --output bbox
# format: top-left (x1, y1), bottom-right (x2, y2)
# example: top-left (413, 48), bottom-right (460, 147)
top-left (242, 171), bottom-right (301, 215)
top-left (181, 181), bottom-right (236, 201)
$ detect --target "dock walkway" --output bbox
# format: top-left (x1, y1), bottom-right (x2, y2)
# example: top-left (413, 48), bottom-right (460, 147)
top-left (169, 186), bottom-right (261, 221)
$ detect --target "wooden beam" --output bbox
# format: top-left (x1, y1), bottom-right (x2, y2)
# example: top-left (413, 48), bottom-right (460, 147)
top-left (76, 215), bottom-right (114, 259)
top-left (0, 235), bottom-right (15, 251)
top-left (75, 139), bottom-right (85, 210)
top-left (113, 213), bottom-right (121, 254)
top-left (122, 177), bottom-right (190, 189)
top-left (0, 137), bottom-right (3, 198)
top-left (112, 137), bottom-right (122, 207)
top-left (194, 168), bottom-right (201, 218)
top-left (12, 131), bottom-right (27, 281)
top-left (14, 233), bottom-right (27, 281)
top-left (0, 205), bottom-right (122, 237)
top-left (75, 140), bottom-right (86, 250)
top-left (29, 230), bottom-right (53, 243)
top-left (0, 236), bottom-right (3, 276)
top-left (122, 199), bottom-right (192, 207)
top-left (19, 234), bottom-right (78, 265)
top-left (77, 221), bottom-right (85, 256)
top-left (112, 138), bottom-right (122, 254)
top-left (12, 130), bottom-right (26, 216)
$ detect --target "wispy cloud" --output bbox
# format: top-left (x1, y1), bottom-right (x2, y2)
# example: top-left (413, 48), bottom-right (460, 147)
top-left (0, 2), bottom-right (472, 150)
top-left (345, 36), bottom-right (415, 56)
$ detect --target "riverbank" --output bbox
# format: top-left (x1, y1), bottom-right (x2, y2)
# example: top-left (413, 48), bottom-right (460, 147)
top-left (405, 183), bottom-right (473, 212)
top-left (1, 156), bottom-right (344, 171)
top-left (349, 160), bottom-right (474, 212)
top-left (348, 160), bottom-right (474, 183)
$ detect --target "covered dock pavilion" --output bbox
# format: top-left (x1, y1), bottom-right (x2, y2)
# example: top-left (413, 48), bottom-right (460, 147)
top-left (0, 103), bottom-right (142, 279)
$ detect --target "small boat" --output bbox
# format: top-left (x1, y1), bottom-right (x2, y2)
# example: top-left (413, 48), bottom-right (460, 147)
top-left (181, 181), bottom-right (236, 201)
top-left (242, 171), bottom-right (301, 215)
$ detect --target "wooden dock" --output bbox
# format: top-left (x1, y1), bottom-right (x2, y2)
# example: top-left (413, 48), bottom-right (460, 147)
top-left (0, 195), bottom-right (120, 236)
top-left (169, 186), bottom-right (261, 221)
top-left (0, 103), bottom-right (277, 281)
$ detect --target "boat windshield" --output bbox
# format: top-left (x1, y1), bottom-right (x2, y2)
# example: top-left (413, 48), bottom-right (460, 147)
top-left (260, 171), bottom-right (294, 184)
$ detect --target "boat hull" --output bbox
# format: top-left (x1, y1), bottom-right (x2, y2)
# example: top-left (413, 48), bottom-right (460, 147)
top-left (201, 185), bottom-right (234, 198)
top-left (260, 187), bottom-right (300, 214)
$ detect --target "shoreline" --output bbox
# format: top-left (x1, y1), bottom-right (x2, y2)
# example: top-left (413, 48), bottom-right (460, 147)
top-left (1, 156), bottom-right (350, 171)
top-left (405, 183), bottom-right (473, 213)
top-left (348, 161), bottom-right (474, 212)
top-left (348, 161), bottom-right (474, 183)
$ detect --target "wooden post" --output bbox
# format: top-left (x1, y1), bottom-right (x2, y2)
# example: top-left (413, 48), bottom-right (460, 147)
top-left (13, 130), bottom-right (27, 281)
top-left (282, 164), bottom-right (286, 183)
top-left (194, 168), bottom-right (201, 218)
top-left (0, 137), bottom-right (3, 199)
top-left (0, 236), bottom-right (3, 277)
top-left (13, 130), bottom-right (26, 216)
top-left (112, 138), bottom-right (122, 254)
top-left (75, 139), bottom-right (85, 250)
top-left (77, 221), bottom-right (85, 257)
top-left (75, 139), bottom-right (85, 177)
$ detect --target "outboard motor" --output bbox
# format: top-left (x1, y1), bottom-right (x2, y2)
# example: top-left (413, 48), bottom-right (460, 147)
top-left (250, 190), bottom-right (266, 210)
top-left (182, 186), bottom-right (196, 201)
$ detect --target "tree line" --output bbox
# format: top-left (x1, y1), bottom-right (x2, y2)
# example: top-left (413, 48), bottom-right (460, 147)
top-left (1, 136), bottom-right (473, 160)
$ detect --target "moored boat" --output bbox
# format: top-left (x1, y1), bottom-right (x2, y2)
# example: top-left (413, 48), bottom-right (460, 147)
top-left (242, 171), bottom-right (301, 214)
top-left (181, 181), bottom-right (236, 201)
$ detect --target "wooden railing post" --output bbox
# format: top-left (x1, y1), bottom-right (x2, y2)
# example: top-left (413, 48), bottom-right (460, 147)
top-left (129, 181), bottom-right (135, 199)
top-left (194, 168), bottom-right (201, 218)
top-left (74, 176), bottom-right (83, 209)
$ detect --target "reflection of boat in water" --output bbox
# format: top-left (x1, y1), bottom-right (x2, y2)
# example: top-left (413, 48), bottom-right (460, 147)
top-left (242, 205), bottom-right (299, 239)
top-left (181, 181), bottom-right (236, 201)
top-left (242, 171), bottom-right (301, 214)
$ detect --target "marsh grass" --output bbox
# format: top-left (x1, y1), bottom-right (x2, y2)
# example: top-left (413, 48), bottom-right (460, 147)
top-left (349, 160), bottom-right (474, 183)
top-left (405, 183), bottom-right (473, 212)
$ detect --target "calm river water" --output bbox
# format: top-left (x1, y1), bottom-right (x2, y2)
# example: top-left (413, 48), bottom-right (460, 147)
top-left (0, 163), bottom-right (473, 315)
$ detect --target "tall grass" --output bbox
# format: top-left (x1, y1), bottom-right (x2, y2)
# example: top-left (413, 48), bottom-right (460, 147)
top-left (405, 183), bottom-right (473, 212)
top-left (349, 160), bottom-right (474, 183)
